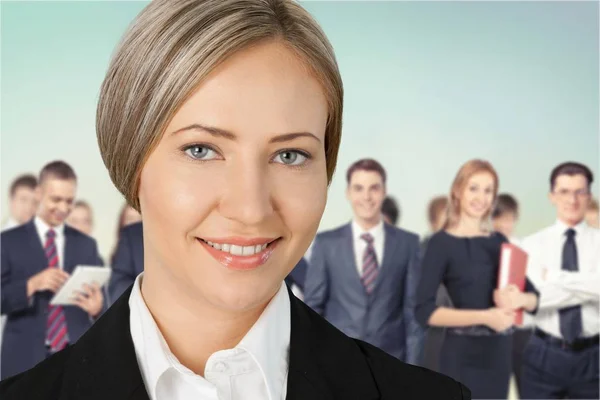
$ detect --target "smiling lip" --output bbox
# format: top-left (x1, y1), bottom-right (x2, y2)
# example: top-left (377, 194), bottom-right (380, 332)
top-left (197, 237), bottom-right (281, 271)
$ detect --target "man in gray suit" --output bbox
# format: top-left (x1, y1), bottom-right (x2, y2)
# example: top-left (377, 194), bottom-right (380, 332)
top-left (304, 159), bottom-right (424, 365)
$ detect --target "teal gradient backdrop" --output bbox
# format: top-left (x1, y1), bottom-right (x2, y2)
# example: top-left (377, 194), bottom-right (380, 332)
top-left (1, 1), bottom-right (598, 260)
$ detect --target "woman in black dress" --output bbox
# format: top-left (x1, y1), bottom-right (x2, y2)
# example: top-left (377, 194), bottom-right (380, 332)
top-left (416, 159), bottom-right (538, 399)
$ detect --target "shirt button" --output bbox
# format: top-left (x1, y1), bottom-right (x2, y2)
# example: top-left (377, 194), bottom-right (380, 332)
top-left (214, 362), bottom-right (227, 372)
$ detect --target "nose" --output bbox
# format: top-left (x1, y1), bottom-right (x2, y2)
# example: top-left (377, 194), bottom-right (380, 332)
top-left (219, 160), bottom-right (274, 226)
top-left (57, 202), bottom-right (70, 217)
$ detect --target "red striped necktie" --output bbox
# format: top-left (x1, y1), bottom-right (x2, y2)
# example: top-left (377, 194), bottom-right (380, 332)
top-left (360, 233), bottom-right (378, 294)
top-left (45, 228), bottom-right (69, 353)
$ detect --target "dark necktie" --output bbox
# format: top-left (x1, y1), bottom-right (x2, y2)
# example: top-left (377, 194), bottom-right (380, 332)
top-left (360, 233), bottom-right (378, 294)
top-left (559, 228), bottom-right (583, 342)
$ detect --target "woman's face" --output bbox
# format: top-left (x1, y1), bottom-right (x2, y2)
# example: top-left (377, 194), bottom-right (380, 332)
top-left (459, 172), bottom-right (495, 221)
top-left (138, 41), bottom-right (329, 312)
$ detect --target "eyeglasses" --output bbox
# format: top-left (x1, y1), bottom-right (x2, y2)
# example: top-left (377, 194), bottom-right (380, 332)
top-left (553, 189), bottom-right (590, 199)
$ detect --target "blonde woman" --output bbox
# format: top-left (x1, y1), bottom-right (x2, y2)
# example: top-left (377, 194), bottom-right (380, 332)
top-left (0, 1), bottom-right (469, 399)
top-left (416, 160), bottom-right (538, 399)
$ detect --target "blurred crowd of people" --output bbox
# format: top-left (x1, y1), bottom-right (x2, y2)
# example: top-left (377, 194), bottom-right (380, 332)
top-left (1, 158), bottom-right (598, 399)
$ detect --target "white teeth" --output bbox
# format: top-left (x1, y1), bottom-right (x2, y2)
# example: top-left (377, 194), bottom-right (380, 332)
top-left (242, 246), bottom-right (255, 256)
top-left (203, 240), bottom-right (271, 256)
top-left (230, 245), bottom-right (243, 256)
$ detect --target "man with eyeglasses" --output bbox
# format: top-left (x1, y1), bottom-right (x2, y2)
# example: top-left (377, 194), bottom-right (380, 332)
top-left (520, 162), bottom-right (599, 399)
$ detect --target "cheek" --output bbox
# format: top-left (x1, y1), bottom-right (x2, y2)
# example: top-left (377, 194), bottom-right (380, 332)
top-left (271, 169), bottom-right (327, 236)
top-left (139, 156), bottom-right (223, 235)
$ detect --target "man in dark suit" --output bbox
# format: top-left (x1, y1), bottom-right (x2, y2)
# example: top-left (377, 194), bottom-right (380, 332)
top-left (0, 161), bottom-right (105, 379)
top-left (108, 221), bottom-right (144, 304)
top-left (304, 159), bottom-right (424, 365)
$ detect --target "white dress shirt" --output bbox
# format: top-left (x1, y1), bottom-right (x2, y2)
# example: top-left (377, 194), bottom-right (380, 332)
top-left (129, 274), bottom-right (291, 400)
top-left (34, 217), bottom-right (66, 269)
top-left (352, 219), bottom-right (385, 275)
top-left (522, 220), bottom-right (600, 338)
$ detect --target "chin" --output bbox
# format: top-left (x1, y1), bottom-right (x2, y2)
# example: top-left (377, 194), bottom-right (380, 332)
top-left (205, 280), bottom-right (279, 312)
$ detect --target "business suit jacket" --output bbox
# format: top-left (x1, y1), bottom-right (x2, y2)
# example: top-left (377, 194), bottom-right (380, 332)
top-left (0, 284), bottom-right (470, 400)
top-left (108, 222), bottom-right (144, 304)
top-left (304, 223), bottom-right (424, 364)
top-left (0, 220), bottom-right (104, 379)
top-left (285, 257), bottom-right (308, 292)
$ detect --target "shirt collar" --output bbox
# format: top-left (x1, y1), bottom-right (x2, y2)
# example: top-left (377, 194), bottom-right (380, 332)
top-left (352, 218), bottom-right (385, 243)
top-left (237, 280), bottom-right (290, 400)
top-left (34, 216), bottom-right (65, 239)
top-left (129, 273), bottom-right (291, 400)
top-left (554, 218), bottom-right (587, 237)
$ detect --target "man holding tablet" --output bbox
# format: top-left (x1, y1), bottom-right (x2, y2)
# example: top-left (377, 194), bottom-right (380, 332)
top-left (1, 161), bottom-right (105, 379)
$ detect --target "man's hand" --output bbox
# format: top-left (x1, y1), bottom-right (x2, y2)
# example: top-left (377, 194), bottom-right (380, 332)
top-left (27, 269), bottom-right (70, 297)
top-left (72, 283), bottom-right (104, 318)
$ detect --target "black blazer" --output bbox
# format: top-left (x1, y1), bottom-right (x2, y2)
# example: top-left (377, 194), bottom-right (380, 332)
top-left (0, 220), bottom-right (104, 379)
top-left (0, 285), bottom-right (471, 400)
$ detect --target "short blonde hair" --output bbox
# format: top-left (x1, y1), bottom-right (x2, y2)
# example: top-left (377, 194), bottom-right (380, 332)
top-left (97, 0), bottom-right (344, 211)
top-left (445, 159), bottom-right (499, 230)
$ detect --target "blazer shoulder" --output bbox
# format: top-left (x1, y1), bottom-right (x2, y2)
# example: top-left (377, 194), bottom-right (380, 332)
top-left (0, 223), bottom-right (29, 243)
top-left (121, 222), bottom-right (143, 239)
top-left (388, 225), bottom-right (420, 246)
top-left (0, 346), bottom-right (71, 400)
top-left (315, 223), bottom-right (349, 242)
top-left (354, 339), bottom-right (471, 400)
top-left (65, 225), bottom-right (97, 245)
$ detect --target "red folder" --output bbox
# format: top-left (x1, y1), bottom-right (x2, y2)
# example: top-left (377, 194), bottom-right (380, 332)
top-left (497, 242), bottom-right (528, 326)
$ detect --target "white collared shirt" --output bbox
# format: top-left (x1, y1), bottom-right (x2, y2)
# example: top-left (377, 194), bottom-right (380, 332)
top-left (129, 274), bottom-right (291, 400)
top-left (34, 216), bottom-right (66, 269)
top-left (522, 220), bottom-right (600, 338)
top-left (351, 219), bottom-right (385, 275)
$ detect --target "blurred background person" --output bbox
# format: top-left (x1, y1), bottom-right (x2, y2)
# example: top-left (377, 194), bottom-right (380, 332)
top-left (66, 200), bottom-right (94, 236)
top-left (520, 162), bottom-right (599, 399)
top-left (118, 203), bottom-right (142, 228)
top-left (422, 195), bottom-right (448, 249)
top-left (492, 193), bottom-right (532, 398)
top-left (492, 193), bottom-right (521, 244)
top-left (415, 159), bottom-right (538, 399)
top-left (421, 194), bottom-right (451, 373)
top-left (2, 174), bottom-right (38, 232)
top-left (108, 203), bottom-right (144, 303)
top-left (1, 174), bottom-right (39, 354)
top-left (304, 159), bottom-right (424, 365)
top-left (1, 161), bottom-right (105, 379)
top-left (382, 195), bottom-right (400, 226)
top-left (585, 197), bottom-right (598, 228)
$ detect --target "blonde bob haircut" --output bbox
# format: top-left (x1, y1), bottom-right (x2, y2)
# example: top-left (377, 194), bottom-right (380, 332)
top-left (97, 0), bottom-right (344, 211)
top-left (444, 159), bottom-right (499, 231)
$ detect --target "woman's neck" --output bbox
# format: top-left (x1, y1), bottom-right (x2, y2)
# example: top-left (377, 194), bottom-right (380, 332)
top-left (140, 268), bottom-right (269, 376)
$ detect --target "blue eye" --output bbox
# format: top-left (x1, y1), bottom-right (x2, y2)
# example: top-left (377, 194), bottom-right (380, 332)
top-left (184, 145), bottom-right (218, 160)
top-left (274, 150), bottom-right (308, 166)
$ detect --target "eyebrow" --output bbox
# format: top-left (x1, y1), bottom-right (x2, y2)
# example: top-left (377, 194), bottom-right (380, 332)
top-left (172, 123), bottom-right (321, 144)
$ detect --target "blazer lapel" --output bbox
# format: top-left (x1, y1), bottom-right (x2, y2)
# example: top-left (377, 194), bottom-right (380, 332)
top-left (340, 224), bottom-right (366, 294)
top-left (25, 220), bottom-right (48, 273)
top-left (286, 288), bottom-right (379, 400)
top-left (60, 286), bottom-right (149, 400)
top-left (63, 227), bottom-right (76, 274)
